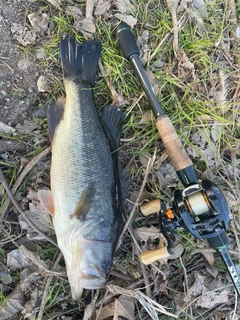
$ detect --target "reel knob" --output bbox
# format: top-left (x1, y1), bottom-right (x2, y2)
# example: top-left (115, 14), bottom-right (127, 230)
top-left (140, 200), bottom-right (161, 216)
top-left (141, 246), bottom-right (170, 265)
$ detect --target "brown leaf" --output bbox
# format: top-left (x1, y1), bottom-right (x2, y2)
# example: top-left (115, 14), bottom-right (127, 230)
top-left (46, 0), bottom-right (61, 7)
top-left (113, 295), bottom-right (134, 320)
top-left (96, 301), bottom-right (115, 320)
top-left (94, 0), bottom-right (111, 15)
top-left (113, 14), bottom-right (137, 28)
top-left (196, 289), bottom-right (228, 309)
top-left (200, 248), bottom-right (215, 266)
top-left (135, 226), bottom-right (160, 243)
top-left (11, 23), bottom-right (37, 46)
top-left (113, 0), bottom-right (136, 14)
top-left (66, 6), bottom-right (83, 19)
top-left (0, 288), bottom-right (24, 320)
top-left (28, 13), bottom-right (49, 33)
top-left (73, 17), bottom-right (96, 39)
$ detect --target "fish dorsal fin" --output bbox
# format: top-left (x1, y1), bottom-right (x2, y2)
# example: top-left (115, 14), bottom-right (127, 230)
top-left (47, 97), bottom-right (65, 141)
top-left (101, 105), bottom-right (125, 152)
top-left (38, 189), bottom-right (55, 216)
top-left (71, 184), bottom-right (96, 221)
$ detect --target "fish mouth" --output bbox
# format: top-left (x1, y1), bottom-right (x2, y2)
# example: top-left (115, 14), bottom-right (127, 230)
top-left (67, 266), bottom-right (107, 300)
top-left (70, 276), bottom-right (106, 301)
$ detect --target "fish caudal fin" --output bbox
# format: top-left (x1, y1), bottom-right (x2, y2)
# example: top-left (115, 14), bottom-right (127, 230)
top-left (60, 33), bottom-right (102, 85)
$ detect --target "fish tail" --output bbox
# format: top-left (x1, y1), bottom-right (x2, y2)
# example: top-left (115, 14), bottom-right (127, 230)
top-left (60, 33), bottom-right (102, 85)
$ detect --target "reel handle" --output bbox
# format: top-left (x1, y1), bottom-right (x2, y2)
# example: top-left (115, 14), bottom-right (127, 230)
top-left (141, 246), bottom-right (170, 265)
top-left (140, 200), bottom-right (161, 216)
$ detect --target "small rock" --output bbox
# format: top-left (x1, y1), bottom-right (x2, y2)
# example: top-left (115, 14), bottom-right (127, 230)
top-left (154, 60), bottom-right (165, 68)
top-left (0, 121), bottom-right (15, 134)
top-left (28, 13), bottom-right (49, 33)
top-left (18, 59), bottom-right (30, 71)
top-left (37, 75), bottom-right (49, 92)
top-left (1, 90), bottom-right (7, 96)
top-left (36, 48), bottom-right (45, 60)
top-left (0, 153), bottom-right (8, 160)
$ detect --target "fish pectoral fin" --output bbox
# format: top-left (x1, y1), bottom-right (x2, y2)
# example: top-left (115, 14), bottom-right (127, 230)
top-left (71, 183), bottom-right (96, 221)
top-left (47, 97), bottom-right (65, 141)
top-left (38, 189), bottom-right (55, 216)
top-left (101, 105), bottom-right (125, 152)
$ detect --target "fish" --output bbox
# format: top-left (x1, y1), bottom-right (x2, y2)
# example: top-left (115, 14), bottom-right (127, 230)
top-left (38, 33), bottom-right (126, 300)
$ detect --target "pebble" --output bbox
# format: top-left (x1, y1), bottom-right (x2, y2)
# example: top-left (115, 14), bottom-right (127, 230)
top-left (37, 75), bottom-right (49, 92)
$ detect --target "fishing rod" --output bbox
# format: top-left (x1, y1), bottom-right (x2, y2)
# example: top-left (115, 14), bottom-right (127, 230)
top-left (115, 21), bottom-right (240, 297)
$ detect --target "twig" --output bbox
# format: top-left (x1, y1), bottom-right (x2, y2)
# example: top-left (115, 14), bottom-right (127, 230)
top-left (166, 0), bottom-right (180, 59)
top-left (106, 284), bottom-right (178, 319)
top-left (0, 163), bottom-right (57, 247)
top-left (98, 59), bottom-right (126, 107)
top-left (116, 153), bottom-right (156, 251)
top-left (180, 257), bottom-right (192, 319)
top-left (0, 146), bottom-right (51, 224)
top-left (19, 245), bottom-right (63, 277)
top-left (37, 251), bottom-right (63, 320)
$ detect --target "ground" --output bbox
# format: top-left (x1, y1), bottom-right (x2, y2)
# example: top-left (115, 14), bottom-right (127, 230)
top-left (0, 0), bottom-right (240, 319)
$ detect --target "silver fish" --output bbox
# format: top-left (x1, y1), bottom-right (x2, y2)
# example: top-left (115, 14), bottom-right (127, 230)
top-left (38, 34), bottom-right (125, 300)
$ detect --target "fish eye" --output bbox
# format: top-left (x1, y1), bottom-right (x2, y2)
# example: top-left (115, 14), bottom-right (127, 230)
top-left (102, 260), bottom-right (111, 271)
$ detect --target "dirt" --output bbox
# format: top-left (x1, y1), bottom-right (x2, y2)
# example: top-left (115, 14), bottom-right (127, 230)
top-left (0, 0), bottom-right (46, 126)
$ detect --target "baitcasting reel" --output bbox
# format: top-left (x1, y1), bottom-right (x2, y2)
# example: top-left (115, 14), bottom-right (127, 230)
top-left (140, 179), bottom-right (240, 296)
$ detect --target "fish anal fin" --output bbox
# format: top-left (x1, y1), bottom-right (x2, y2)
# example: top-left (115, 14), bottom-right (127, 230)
top-left (101, 105), bottom-right (125, 152)
top-left (47, 97), bottom-right (65, 141)
top-left (38, 189), bottom-right (55, 216)
top-left (71, 184), bottom-right (96, 221)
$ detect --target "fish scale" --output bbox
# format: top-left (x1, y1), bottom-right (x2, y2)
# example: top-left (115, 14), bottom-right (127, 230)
top-left (51, 81), bottom-right (115, 232)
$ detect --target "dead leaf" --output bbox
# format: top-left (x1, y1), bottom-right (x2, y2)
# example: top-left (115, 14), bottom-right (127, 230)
top-left (113, 14), bottom-right (137, 28)
top-left (135, 226), bottom-right (160, 243)
top-left (94, 0), bottom-right (111, 15)
top-left (73, 17), bottom-right (96, 39)
top-left (96, 301), bottom-right (115, 320)
top-left (7, 249), bottom-right (32, 269)
top-left (28, 13), bottom-right (49, 33)
top-left (184, 273), bottom-right (205, 303)
top-left (0, 272), bottom-right (12, 285)
top-left (200, 248), bottom-right (215, 266)
top-left (66, 6), bottom-right (83, 19)
top-left (0, 287), bottom-right (25, 320)
top-left (113, 295), bottom-right (134, 320)
top-left (46, 0), bottom-right (61, 7)
top-left (205, 265), bottom-right (219, 278)
top-left (11, 23), bottom-right (37, 46)
top-left (168, 243), bottom-right (184, 260)
top-left (139, 152), bottom-right (151, 168)
top-left (196, 289), bottom-right (228, 308)
top-left (113, 0), bottom-right (136, 14)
